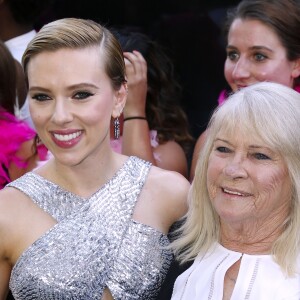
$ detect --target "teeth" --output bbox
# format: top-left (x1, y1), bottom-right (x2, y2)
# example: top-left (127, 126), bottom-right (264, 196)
top-left (223, 188), bottom-right (244, 196)
top-left (54, 131), bottom-right (81, 142)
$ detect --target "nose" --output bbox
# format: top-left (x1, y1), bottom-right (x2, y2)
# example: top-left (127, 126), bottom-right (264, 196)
top-left (232, 58), bottom-right (251, 81)
top-left (51, 99), bottom-right (73, 125)
top-left (223, 156), bottom-right (248, 179)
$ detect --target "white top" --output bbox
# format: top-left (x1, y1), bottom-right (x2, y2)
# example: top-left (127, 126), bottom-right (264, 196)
top-left (171, 243), bottom-right (300, 300)
top-left (5, 30), bottom-right (37, 129)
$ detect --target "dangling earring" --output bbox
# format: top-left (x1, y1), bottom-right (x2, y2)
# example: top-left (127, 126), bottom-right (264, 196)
top-left (114, 117), bottom-right (120, 140)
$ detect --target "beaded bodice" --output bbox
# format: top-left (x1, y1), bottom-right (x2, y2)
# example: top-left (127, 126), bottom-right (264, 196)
top-left (7, 156), bottom-right (172, 299)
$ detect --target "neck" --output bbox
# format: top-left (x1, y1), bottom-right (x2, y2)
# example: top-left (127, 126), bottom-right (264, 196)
top-left (38, 149), bottom-right (125, 198)
top-left (220, 212), bottom-right (289, 254)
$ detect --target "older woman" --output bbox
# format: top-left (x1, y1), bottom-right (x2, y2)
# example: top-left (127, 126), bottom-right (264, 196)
top-left (171, 82), bottom-right (300, 299)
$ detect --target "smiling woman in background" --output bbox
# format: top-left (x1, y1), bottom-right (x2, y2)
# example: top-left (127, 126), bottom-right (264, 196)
top-left (190, 0), bottom-right (300, 180)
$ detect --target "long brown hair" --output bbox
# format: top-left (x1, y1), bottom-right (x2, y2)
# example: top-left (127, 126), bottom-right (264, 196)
top-left (114, 28), bottom-right (194, 156)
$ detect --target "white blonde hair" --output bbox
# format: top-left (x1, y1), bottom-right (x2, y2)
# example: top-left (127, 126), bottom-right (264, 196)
top-left (172, 82), bottom-right (300, 275)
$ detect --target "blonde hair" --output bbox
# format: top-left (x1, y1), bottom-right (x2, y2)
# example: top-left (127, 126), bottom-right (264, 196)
top-left (22, 18), bottom-right (126, 90)
top-left (172, 82), bottom-right (300, 275)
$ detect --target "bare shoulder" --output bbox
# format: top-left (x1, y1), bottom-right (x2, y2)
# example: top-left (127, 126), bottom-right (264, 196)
top-left (0, 187), bottom-right (46, 247)
top-left (0, 187), bottom-right (44, 295)
top-left (147, 165), bottom-right (190, 195)
top-left (0, 186), bottom-right (56, 266)
top-left (0, 187), bottom-right (27, 224)
top-left (144, 166), bottom-right (190, 222)
top-left (0, 187), bottom-right (32, 240)
top-left (0, 186), bottom-right (34, 208)
top-left (0, 188), bottom-right (28, 273)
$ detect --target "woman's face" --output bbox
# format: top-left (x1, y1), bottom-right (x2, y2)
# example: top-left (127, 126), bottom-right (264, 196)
top-left (224, 18), bottom-right (300, 91)
top-left (207, 128), bottom-right (292, 227)
top-left (27, 47), bottom-right (125, 166)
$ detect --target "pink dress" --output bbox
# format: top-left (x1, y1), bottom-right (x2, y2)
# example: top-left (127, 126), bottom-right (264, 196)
top-left (0, 111), bottom-right (43, 189)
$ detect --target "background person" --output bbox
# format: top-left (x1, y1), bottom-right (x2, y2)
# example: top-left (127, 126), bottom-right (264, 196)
top-left (111, 28), bottom-right (194, 178)
top-left (0, 0), bottom-right (53, 128)
top-left (0, 40), bottom-right (40, 190)
top-left (189, 0), bottom-right (300, 181)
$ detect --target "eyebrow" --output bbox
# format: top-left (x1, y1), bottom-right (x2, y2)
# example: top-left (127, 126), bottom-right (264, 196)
top-left (226, 45), bottom-right (274, 53)
top-left (215, 138), bottom-right (272, 151)
top-left (67, 83), bottom-right (99, 90)
top-left (29, 83), bottom-right (99, 93)
top-left (29, 86), bottom-right (50, 93)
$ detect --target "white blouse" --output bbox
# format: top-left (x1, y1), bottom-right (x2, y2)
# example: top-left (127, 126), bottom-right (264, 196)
top-left (171, 243), bottom-right (300, 300)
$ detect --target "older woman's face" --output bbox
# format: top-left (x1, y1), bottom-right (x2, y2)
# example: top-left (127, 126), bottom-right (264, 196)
top-left (207, 129), bottom-right (292, 226)
top-left (224, 18), bottom-right (300, 91)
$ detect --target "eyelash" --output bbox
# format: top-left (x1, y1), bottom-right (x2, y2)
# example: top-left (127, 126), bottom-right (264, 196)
top-left (216, 146), bottom-right (231, 153)
top-left (253, 153), bottom-right (270, 160)
top-left (227, 51), bottom-right (268, 62)
top-left (31, 91), bottom-right (94, 102)
top-left (216, 146), bottom-right (270, 160)
top-left (227, 51), bottom-right (239, 61)
top-left (254, 53), bottom-right (268, 61)
top-left (73, 91), bottom-right (94, 100)
top-left (31, 94), bottom-right (50, 102)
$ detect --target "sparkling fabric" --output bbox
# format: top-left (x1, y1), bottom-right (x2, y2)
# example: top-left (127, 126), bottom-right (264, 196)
top-left (7, 156), bottom-right (173, 299)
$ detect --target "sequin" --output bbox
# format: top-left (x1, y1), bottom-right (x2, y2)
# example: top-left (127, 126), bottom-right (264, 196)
top-left (7, 156), bottom-right (172, 299)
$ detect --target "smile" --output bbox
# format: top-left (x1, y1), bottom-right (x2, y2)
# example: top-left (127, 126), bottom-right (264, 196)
top-left (53, 131), bottom-right (82, 142)
top-left (222, 188), bottom-right (251, 197)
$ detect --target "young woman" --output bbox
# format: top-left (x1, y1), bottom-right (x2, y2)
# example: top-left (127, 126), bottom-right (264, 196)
top-left (0, 18), bottom-right (189, 299)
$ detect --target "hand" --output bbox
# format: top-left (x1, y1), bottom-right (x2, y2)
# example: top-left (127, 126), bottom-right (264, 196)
top-left (123, 50), bottom-right (148, 117)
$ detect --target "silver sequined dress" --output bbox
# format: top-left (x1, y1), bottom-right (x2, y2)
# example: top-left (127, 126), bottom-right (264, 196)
top-left (7, 156), bottom-right (173, 299)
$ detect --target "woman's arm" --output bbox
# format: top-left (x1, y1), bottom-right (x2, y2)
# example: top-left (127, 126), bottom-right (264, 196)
top-left (121, 50), bottom-right (157, 162)
top-left (121, 51), bottom-right (188, 177)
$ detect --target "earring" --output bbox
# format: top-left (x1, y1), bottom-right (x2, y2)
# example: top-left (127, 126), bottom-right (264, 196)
top-left (114, 117), bottom-right (120, 140)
